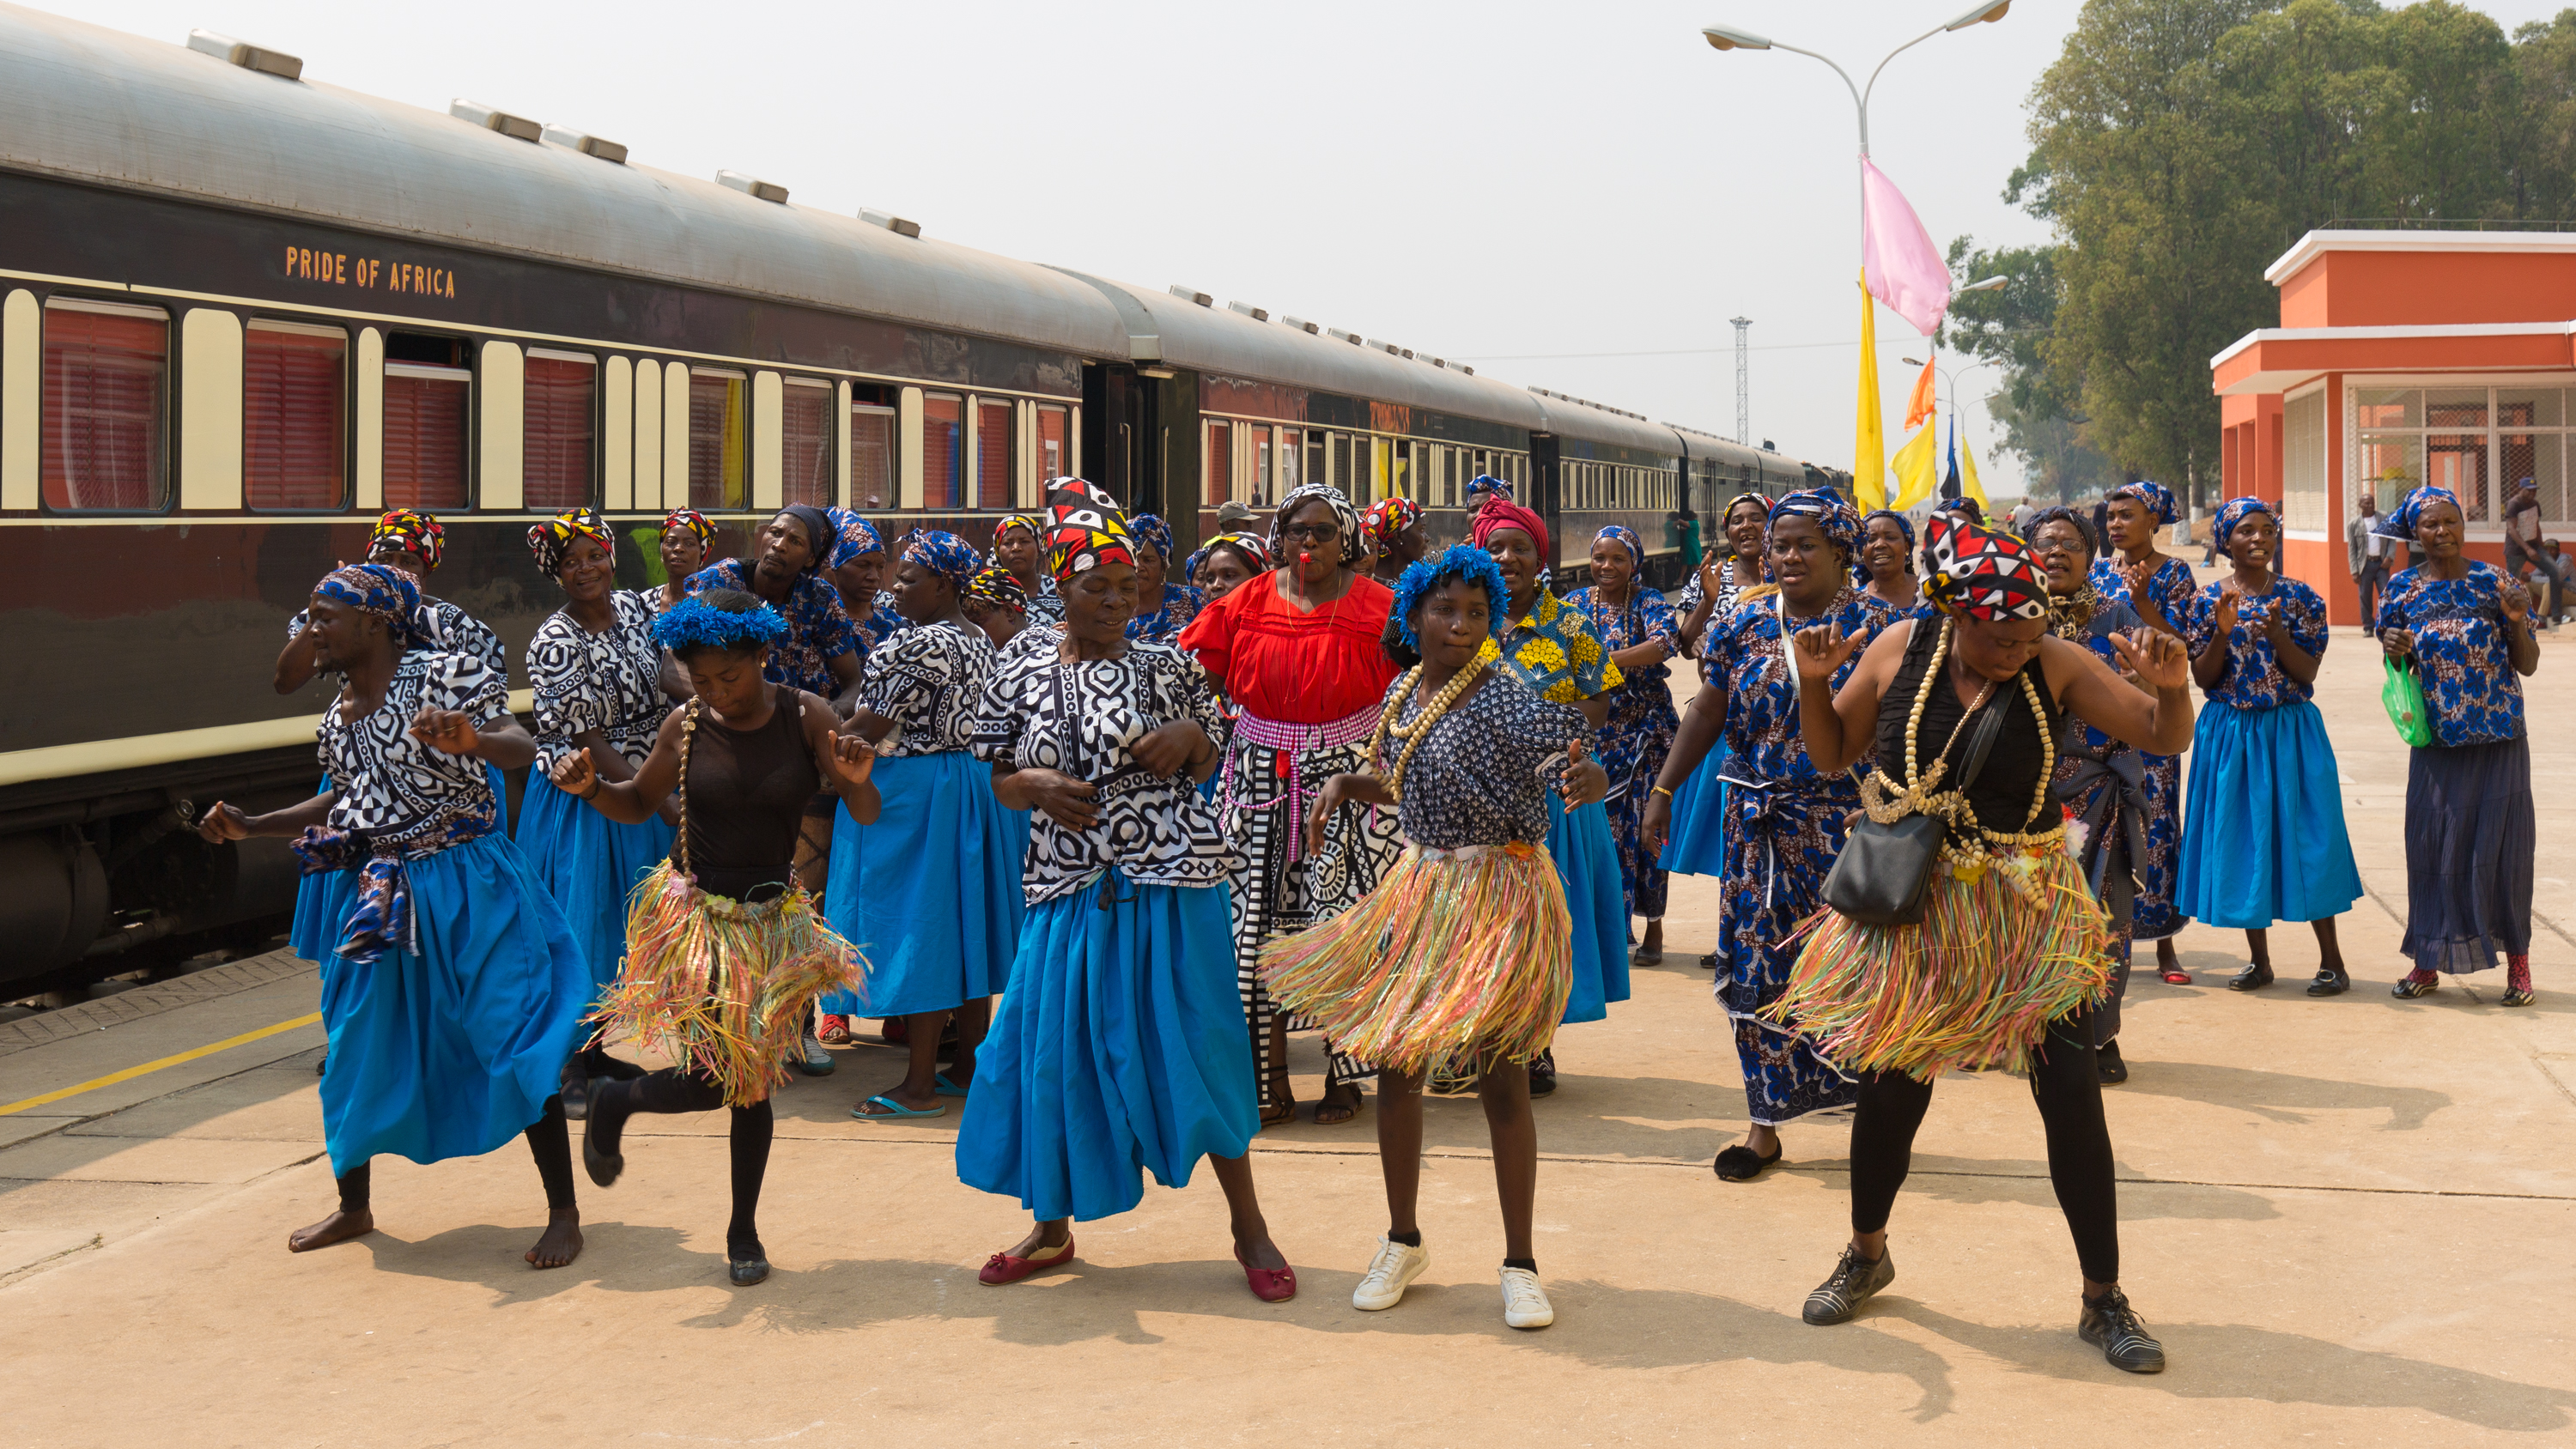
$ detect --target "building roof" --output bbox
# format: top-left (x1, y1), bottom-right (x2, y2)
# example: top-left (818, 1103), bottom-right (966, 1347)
top-left (2264, 229), bottom-right (2576, 285)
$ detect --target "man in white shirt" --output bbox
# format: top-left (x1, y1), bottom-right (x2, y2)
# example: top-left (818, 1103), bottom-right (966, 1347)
top-left (2348, 492), bottom-right (2394, 633)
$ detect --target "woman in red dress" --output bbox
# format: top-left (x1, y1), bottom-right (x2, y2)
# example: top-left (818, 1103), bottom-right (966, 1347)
top-left (1179, 483), bottom-right (1398, 1126)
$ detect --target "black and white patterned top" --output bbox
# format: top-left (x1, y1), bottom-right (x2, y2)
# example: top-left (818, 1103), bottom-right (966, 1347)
top-left (527, 591), bottom-right (665, 775)
top-left (1382, 664), bottom-right (1588, 851)
top-left (863, 618), bottom-right (995, 756)
top-left (317, 649), bottom-right (508, 839)
top-left (972, 640), bottom-right (1236, 905)
top-left (629, 585), bottom-right (679, 616)
top-left (289, 597), bottom-right (507, 683)
top-left (1025, 576), bottom-right (1066, 627)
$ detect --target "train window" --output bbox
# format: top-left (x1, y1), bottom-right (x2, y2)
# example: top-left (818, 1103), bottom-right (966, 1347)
top-left (1035, 403), bottom-right (1068, 484)
top-left (1205, 420), bottom-right (1230, 506)
top-left (383, 361), bottom-right (470, 509)
top-left (1329, 432), bottom-right (1351, 493)
top-left (689, 369), bottom-right (748, 509)
top-left (40, 298), bottom-right (168, 512)
top-left (1277, 427), bottom-right (1302, 501)
top-left (782, 379), bottom-right (833, 507)
top-left (523, 349), bottom-right (595, 510)
top-left (244, 319), bottom-right (345, 511)
top-left (851, 403), bottom-right (896, 509)
top-left (975, 399), bottom-right (1013, 509)
top-left (921, 392), bottom-right (963, 508)
top-left (1305, 432), bottom-right (1325, 497)
top-left (1254, 427), bottom-right (1273, 502)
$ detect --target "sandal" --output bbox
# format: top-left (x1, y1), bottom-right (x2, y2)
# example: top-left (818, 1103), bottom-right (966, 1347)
top-left (933, 1071), bottom-right (972, 1098)
top-left (1259, 1098), bottom-right (1297, 1128)
top-left (2160, 967), bottom-right (2192, 985)
top-left (849, 1094), bottom-right (945, 1120)
top-left (817, 1015), bottom-right (851, 1045)
top-left (1714, 1143), bottom-right (1783, 1182)
top-left (1314, 1086), bottom-right (1364, 1125)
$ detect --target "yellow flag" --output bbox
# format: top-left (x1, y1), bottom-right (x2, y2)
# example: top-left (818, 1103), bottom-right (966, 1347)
top-left (1959, 427), bottom-right (1990, 513)
top-left (1890, 422), bottom-right (1940, 510)
top-left (1852, 273), bottom-right (1886, 510)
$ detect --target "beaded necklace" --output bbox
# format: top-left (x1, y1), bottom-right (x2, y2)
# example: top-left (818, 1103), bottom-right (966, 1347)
top-left (1858, 617), bottom-right (2061, 856)
top-left (1369, 637), bottom-right (1504, 802)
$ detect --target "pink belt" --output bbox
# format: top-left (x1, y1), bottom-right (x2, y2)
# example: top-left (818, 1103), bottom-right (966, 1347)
top-left (1224, 705), bottom-right (1382, 861)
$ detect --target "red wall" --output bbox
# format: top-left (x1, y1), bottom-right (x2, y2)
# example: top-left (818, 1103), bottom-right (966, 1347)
top-left (2283, 249), bottom-right (2576, 328)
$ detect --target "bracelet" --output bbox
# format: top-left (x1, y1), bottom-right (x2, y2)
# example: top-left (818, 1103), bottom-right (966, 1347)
top-left (579, 779), bottom-right (601, 801)
top-left (1650, 785), bottom-right (1674, 800)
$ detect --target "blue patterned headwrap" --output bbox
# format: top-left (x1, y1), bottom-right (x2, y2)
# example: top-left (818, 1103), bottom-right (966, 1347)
top-left (2373, 485), bottom-right (2460, 541)
top-left (1465, 474), bottom-right (1515, 508)
top-left (1592, 524), bottom-right (1644, 570)
top-left (901, 529), bottom-right (982, 591)
top-left (2212, 496), bottom-right (2279, 560)
top-left (313, 563), bottom-right (420, 643)
top-left (1766, 488), bottom-right (1862, 563)
top-left (825, 507), bottom-right (884, 568)
top-left (1391, 544), bottom-right (1511, 651)
top-left (1858, 508), bottom-right (1915, 581)
top-left (2107, 480), bottom-right (2180, 527)
top-left (1129, 513), bottom-right (1176, 565)
top-left (651, 596), bottom-right (790, 654)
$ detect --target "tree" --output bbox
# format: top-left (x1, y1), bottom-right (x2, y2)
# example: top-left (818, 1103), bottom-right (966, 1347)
top-left (1939, 237), bottom-right (2118, 502)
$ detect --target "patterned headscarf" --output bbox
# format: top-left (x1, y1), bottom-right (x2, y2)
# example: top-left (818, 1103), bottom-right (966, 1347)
top-left (825, 506), bottom-right (884, 568)
top-left (1471, 498), bottom-right (1552, 566)
top-left (963, 565), bottom-right (1027, 616)
top-left (1392, 545), bottom-right (1513, 651)
top-left (1858, 507), bottom-right (1917, 582)
top-left (1465, 474), bottom-right (1514, 508)
top-left (1592, 523), bottom-right (1644, 570)
top-left (901, 529), bottom-right (982, 591)
top-left (1268, 482), bottom-right (1364, 568)
top-left (1364, 497), bottom-right (1425, 548)
top-left (368, 509), bottom-right (445, 570)
top-left (313, 562), bottom-right (420, 642)
top-left (1720, 491), bottom-right (1773, 529)
top-left (2211, 495), bottom-right (2278, 560)
top-left (660, 509), bottom-right (715, 547)
top-left (1044, 478), bottom-right (1136, 582)
top-left (990, 513), bottom-right (1043, 560)
top-left (1129, 513), bottom-right (1176, 565)
top-left (1920, 515), bottom-right (2050, 622)
top-left (2106, 480), bottom-right (2180, 527)
top-left (2374, 485), bottom-right (2459, 541)
top-left (1185, 530), bottom-right (1271, 585)
top-left (1766, 488), bottom-right (1862, 564)
top-left (527, 507), bottom-right (616, 575)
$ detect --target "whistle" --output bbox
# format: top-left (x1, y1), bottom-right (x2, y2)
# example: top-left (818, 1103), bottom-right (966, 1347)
top-left (1301, 551), bottom-right (1313, 564)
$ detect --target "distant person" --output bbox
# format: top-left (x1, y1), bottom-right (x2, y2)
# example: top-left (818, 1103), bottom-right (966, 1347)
top-left (1858, 509), bottom-right (1924, 615)
top-left (2538, 540), bottom-right (2573, 628)
top-left (1666, 507), bottom-right (1702, 591)
top-left (2348, 492), bottom-right (2392, 634)
top-left (2505, 477), bottom-right (2543, 581)
top-left (2093, 482), bottom-right (2195, 985)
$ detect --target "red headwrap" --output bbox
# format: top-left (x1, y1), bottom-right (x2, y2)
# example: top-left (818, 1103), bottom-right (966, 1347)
top-left (1470, 499), bottom-right (1550, 565)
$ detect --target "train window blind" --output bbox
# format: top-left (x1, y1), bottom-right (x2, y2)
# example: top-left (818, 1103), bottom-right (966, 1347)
top-left (1035, 404), bottom-right (1067, 487)
top-left (244, 321), bottom-right (345, 511)
top-left (975, 399), bottom-right (1013, 509)
top-left (523, 352), bottom-right (595, 510)
top-left (851, 405), bottom-right (896, 509)
top-left (41, 300), bottom-right (168, 512)
top-left (1205, 420), bottom-right (1230, 506)
top-left (1279, 428), bottom-right (1303, 501)
top-left (782, 379), bottom-right (833, 507)
top-left (922, 393), bottom-right (963, 509)
top-left (383, 363), bottom-right (469, 510)
top-left (689, 371), bottom-right (747, 510)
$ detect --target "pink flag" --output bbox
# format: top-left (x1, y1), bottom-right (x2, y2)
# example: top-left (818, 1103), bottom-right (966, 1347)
top-left (1862, 158), bottom-right (1951, 336)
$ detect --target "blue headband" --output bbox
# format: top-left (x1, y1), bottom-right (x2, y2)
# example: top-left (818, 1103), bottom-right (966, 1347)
top-left (1391, 544), bottom-right (1511, 651)
top-left (651, 596), bottom-right (790, 653)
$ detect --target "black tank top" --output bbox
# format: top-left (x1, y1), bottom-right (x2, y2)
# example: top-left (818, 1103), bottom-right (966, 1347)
top-left (1874, 618), bottom-right (2061, 835)
top-left (679, 688), bottom-right (817, 899)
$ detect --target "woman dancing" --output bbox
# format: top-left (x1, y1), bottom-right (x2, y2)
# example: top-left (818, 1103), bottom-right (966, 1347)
top-left (1126, 512), bottom-right (1205, 644)
top-left (1568, 524), bottom-right (1684, 967)
top-left (1265, 545), bottom-right (1603, 1330)
top-left (1673, 491), bottom-right (1775, 658)
top-left (557, 589), bottom-right (880, 1285)
top-left (1661, 492), bottom-right (1776, 960)
top-left (1775, 515), bottom-right (2194, 1373)
top-left (2091, 481), bottom-right (2195, 985)
top-left (957, 484), bottom-right (1292, 1299)
top-left (1642, 490), bottom-right (1899, 1180)
top-left (202, 563), bottom-right (593, 1268)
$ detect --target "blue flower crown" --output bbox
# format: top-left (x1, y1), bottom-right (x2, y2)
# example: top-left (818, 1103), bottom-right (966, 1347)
top-left (651, 596), bottom-right (790, 652)
top-left (1392, 544), bottom-right (1511, 650)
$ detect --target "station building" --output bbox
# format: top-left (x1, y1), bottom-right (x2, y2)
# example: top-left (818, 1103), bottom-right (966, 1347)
top-left (2211, 229), bottom-right (2576, 623)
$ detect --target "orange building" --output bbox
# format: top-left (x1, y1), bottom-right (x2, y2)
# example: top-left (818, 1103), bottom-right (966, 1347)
top-left (2212, 229), bottom-right (2576, 623)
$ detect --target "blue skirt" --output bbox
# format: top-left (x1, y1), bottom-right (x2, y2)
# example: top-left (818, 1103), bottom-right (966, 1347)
top-left (2403, 737), bottom-right (2534, 974)
top-left (2176, 700), bottom-right (2362, 929)
top-left (1661, 743), bottom-right (1731, 878)
top-left (955, 871), bottom-right (1255, 1223)
top-left (314, 832), bottom-right (593, 1176)
top-left (515, 773), bottom-right (676, 1000)
top-left (820, 750), bottom-right (1024, 1019)
top-left (294, 764), bottom-right (509, 961)
top-left (1551, 791), bottom-right (1631, 1024)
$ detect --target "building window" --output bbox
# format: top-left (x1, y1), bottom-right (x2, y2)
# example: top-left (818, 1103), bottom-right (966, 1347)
top-left (524, 349), bottom-right (595, 510)
top-left (923, 392), bottom-right (963, 508)
top-left (782, 379), bottom-right (833, 507)
top-left (383, 361), bottom-right (470, 509)
top-left (852, 403), bottom-right (896, 509)
top-left (2350, 384), bottom-right (2576, 524)
top-left (688, 370), bottom-right (748, 509)
top-left (1206, 419), bottom-right (1232, 506)
top-left (975, 398), bottom-right (1013, 509)
top-left (245, 318), bottom-right (345, 511)
top-left (41, 298), bottom-right (168, 512)
top-left (1035, 403), bottom-right (1068, 485)
top-left (2283, 389), bottom-right (2327, 532)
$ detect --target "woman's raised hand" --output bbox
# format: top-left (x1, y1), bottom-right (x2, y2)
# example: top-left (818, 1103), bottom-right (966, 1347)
top-left (820, 731), bottom-right (877, 791)
top-left (1789, 623), bottom-right (1861, 682)
top-left (2111, 628), bottom-right (2190, 691)
top-left (550, 747), bottom-right (596, 797)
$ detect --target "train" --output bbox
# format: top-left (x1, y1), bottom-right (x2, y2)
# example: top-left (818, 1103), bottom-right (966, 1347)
top-left (0, 3), bottom-right (1824, 991)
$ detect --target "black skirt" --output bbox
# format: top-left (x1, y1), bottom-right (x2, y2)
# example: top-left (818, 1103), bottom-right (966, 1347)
top-left (2403, 737), bottom-right (2534, 974)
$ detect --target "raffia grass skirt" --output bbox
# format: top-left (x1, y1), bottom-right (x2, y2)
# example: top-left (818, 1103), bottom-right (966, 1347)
top-left (1258, 840), bottom-right (1572, 1076)
top-left (1774, 842), bottom-right (2114, 1082)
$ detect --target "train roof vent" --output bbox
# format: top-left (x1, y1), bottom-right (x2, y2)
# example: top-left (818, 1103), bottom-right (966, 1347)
top-left (1461, 365), bottom-right (1474, 375)
top-left (1327, 328), bottom-right (1363, 346)
top-left (858, 209), bottom-right (921, 238)
top-left (540, 126), bottom-right (628, 164)
top-left (449, 99), bottom-right (541, 142)
top-left (1425, 356), bottom-right (1445, 368)
top-left (1226, 301), bottom-right (1269, 322)
top-left (717, 171), bottom-right (790, 203)
top-left (1168, 285), bottom-right (1213, 307)
top-left (186, 29), bottom-right (302, 80)
top-left (1279, 315), bottom-right (1321, 335)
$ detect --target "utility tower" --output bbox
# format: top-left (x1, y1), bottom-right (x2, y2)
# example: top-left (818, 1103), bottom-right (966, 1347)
top-left (1729, 317), bottom-right (1752, 445)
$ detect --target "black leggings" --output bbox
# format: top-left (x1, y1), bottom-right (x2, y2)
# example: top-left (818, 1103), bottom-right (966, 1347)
top-left (596, 1069), bottom-right (775, 1253)
top-left (1847, 1007), bottom-right (2119, 1283)
top-left (336, 1095), bottom-right (577, 1214)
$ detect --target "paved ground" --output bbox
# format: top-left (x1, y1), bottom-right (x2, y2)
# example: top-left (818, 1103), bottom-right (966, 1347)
top-left (3, 602), bottom-right (2573, 1447)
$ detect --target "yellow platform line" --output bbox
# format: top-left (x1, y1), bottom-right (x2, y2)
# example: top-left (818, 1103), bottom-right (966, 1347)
top-left (0, 1012), bottom-right (324, 1117)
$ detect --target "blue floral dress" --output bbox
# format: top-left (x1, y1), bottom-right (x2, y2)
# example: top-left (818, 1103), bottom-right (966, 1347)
top-left (2087, 555), bottom-right (2195, 940)
top-left (1565, 582), bottom-right (1682, 920)
top-left (1498, 590), bottom-right (1631, 1026)
top-left (1129, 582), bottom-right (1205, 645)
top-left (682, 559), bottom-right (856, 699)
top-left (1705, 588), bottom-right (1898, 1125)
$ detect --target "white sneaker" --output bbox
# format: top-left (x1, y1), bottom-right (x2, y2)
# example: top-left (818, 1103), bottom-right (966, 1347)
top-left (1499, 1266), bottom-right (1554, 1329)
top-left (1352, 1235), bottom-right (1429, 1311)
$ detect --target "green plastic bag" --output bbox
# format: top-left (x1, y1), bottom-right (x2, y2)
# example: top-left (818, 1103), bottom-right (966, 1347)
top-left (2381, 656), bottom-right (2433, 748)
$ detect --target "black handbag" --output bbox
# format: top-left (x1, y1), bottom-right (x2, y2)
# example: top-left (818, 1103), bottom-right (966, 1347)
top-left (1822, 687), bottom-right (2011, 927)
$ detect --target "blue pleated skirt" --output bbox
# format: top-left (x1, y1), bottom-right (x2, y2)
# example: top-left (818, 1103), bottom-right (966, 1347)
top-left (820, 750), bottom-right (1024, 1019)
top-left (314, 832), bottom-right (593, 1176)
top-left (2176, 700), bottom-right (2363, 929)
top-left (515, 773), bottom-right (677, 1000)
top-left (294, 764), bottom-right (508, 962)
top-left (955, 871), bottom-right (1255, 1223)
top-left (1551, 791), bottom-right (1631, 1024)
top-left (1661, 743), bottom-right (1731, 878)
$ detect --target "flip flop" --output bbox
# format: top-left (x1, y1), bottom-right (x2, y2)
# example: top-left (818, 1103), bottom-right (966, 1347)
top-left (933, 1072), bottom-right (971, 1098)
top-left (850, 1094), bottom-right (945, 1121)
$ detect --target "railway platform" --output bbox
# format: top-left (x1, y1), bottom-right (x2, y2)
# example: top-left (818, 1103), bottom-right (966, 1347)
top-left (3, 623), bottom-right (2573, 1447)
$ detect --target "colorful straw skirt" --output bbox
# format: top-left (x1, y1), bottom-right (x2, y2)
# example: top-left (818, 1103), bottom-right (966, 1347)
top-left (1551, 791), bottom-right (1631, 1024)
top-left (516, 773), bottom-right (677, 999)
top-left (818, 749), bottom-right (1024, 1020)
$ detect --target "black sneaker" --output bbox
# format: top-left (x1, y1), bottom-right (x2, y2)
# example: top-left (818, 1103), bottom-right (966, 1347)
top-left (2077, 1288), bottom-right (2166, 1373)
top-left (2096, 1039), bottom-right (2129, 1085)
top-left (1801, 1245), bottom-right (1893, 1325)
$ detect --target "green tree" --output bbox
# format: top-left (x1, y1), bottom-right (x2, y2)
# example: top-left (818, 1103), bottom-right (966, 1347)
top-left (1939, 237), bottom-right (2118, 502)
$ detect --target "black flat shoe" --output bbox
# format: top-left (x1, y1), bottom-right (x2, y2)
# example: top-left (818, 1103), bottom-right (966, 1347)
top-left (2096, 1040), bottom-right (2129, 1085)
top-left (1527, 1048), bottom-right (1558, 1098)
top-left (1698, 950), bottom-right (1721, 971)
top-left (2304, 967), bottom-right (2350, 997)
top-left (2228, 961), bottom-right (2275, 991)
top-left (2392, 976), bottom-right (2439, 999)
top-left (2078, 1288), bottom-right (2167, 1373)
top-left (1714, 1143), bottom-right (1783, 1181)
top-left (581, 1092), bottom-right (626, 1189)
top-left (560, 1070), bottom-right (592, 1122)
top-left (728, 1252), bottom-right (771, 1287)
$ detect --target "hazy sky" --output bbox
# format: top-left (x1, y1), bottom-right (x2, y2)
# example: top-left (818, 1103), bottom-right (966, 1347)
top-left (59, 0), bottom-right (2576, 496)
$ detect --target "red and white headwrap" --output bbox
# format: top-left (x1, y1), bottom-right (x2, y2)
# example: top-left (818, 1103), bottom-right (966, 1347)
top-left (1920, 515), bottom-right (2050, 622)
top-left (1043, 478), bottom-right (1136, 582)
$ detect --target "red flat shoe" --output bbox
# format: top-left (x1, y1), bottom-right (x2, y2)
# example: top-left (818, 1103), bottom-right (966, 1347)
top-left (2160, 969), bottom-right (2192, 985)
top-left (978, 1237), bottom-right (1076, 1286)
top-left (1236, 1249), bottom-right (1297, 1303)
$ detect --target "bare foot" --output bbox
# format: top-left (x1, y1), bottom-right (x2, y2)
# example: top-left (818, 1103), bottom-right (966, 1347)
top-left (525, 1208), bottom-right (584, 1270)
top-left (1005, 1220), bottom-right (1072, 1258)
top-left (1314, 1082), bottom-right (1363, 1126)
top-left (288, 1208), bottom-right (374, 1252)
top-left (1234, 1227), bottom-right (1288, 1271)
top-left (851, 1088), bottom-right (943, 1117)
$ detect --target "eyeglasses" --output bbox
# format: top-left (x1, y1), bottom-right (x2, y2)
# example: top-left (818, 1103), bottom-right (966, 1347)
top-left (2028, 537), bottom-right (2087, 558)
top-left (1280, 521), bottom-right (1340, 542)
